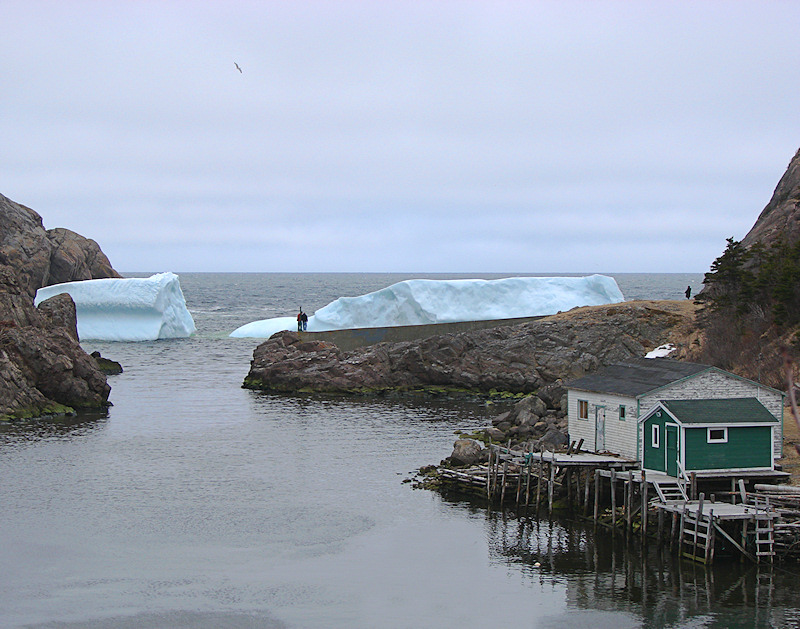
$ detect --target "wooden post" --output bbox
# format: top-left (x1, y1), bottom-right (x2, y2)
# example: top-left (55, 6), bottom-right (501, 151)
top-left (611, 469), bottom-right (618, 528)
top-left (486, 447), bottom-right (492, 502)
top-left (515, 463), bottom-right (523, 506)
top-left (626, 470), bottom-right (634, 535)
top-left (584, 467), bottom-right (592, 517)
top-left (741, 519), bottom-right (748, 564)
top-left (524, 450), bottom-right (533, 509)
top-left (679, 506), bottom-right (687, 554)
top-left (705, 509), bottom-right (715, 564)
top-left (641, 470), bottom-right (648, 540)
top-left (500, 460), bottom-right (509, 506)
top-left (671, 511), bottom-right (678, 551)
top-left (535, 457), bottom-right (543, 513)
top-left (548, 462), bottom-right (556, 514)
top-left (593, 469), bottom-right (601, 524)
top-left (657, 505), bottom-right (664, 543)
top-left (690, 472), bottom-right (697, 501)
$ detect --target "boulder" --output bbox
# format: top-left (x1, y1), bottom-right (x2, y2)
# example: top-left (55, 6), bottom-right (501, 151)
top-left (91, 351), bottom-right (123, 375)
top-left (484, 426), bottom-right (505, 441)
top-left (448, 438), bottom-right (483, 466)
top-left (537, 428), bottom-right (569, 451)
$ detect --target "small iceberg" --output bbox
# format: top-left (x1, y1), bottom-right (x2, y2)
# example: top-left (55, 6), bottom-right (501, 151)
top-left (34, 272), bottom-right (196, 341)
top-left (230, 274), bottom-right (624, 338)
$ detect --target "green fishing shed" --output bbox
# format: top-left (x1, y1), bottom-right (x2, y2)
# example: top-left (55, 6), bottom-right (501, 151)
top-left (640, 398), bottom-right (779, 477)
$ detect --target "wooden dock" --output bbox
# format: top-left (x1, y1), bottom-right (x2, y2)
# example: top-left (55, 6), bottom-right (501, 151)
top-left (434, 440), bottom-right (800, 564)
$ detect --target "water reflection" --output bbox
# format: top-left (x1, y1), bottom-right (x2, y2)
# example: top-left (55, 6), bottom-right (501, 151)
top-left (437, 493), bottom-right (800, 628)
top-left (0, 410), bottom-right (108, 448)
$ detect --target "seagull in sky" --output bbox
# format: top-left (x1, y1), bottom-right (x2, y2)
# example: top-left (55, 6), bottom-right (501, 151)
top-left (234, 62), bottom-right (242, 73)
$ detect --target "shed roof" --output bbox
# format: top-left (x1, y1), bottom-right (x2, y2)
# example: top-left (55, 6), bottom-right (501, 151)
top-left (566, 358), bottom-right (709, 397)
top-left (659, 398), bottom-right (779, 425)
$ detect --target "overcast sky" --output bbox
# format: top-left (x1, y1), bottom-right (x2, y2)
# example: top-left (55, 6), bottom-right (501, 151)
top-left (3, 1), bottom-right (799, 273)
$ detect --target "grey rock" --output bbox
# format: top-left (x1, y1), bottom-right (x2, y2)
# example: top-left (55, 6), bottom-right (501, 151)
top-left (245, 302), bottom-right (694, 396)
top-left (0, 193), bottom-right (117, 420)
top-left (448, 438), bottom-right (483, 466)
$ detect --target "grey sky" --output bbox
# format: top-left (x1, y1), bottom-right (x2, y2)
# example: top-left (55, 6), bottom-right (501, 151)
top-left (3, 1), bottom-right (799, 273)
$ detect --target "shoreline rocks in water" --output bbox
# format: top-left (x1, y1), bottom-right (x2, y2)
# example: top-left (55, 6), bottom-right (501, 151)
top-left (1, 193), bottom-right (120, 421)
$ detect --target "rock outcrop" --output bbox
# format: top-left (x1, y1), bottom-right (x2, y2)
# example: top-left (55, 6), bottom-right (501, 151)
top-left (0, 193), bottom-right (120, 299)
top-left (245, 299), bottom-right (698, 453)
top-left (0, 193), bottom-right (117, 420)
top-left (740, 148), bottom-right (800, 250)
top-left (244, 300), bottom-right (698, 397)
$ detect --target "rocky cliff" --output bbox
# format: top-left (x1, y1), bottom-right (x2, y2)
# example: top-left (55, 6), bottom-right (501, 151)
top-left (0, 193), bottom-right (118, 420)
top-left (0, 193), bottom-right (120, 299)
top-left (740, 148), bottom-right (800, 249)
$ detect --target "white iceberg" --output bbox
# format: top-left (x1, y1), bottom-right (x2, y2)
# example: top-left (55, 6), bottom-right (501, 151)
top-left (230, 274), bottom-right (624, 338)
top-left (34, 272), bottom-right (196, 341)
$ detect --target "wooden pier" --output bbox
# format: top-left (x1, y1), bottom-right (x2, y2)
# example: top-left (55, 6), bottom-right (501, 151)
top-left (434, 440), bottom-right (800, 565)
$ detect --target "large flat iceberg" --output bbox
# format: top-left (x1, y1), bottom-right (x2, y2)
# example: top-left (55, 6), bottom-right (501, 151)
top-left (34, 272), bottom-right (196, 341)
top-left (230, 274), bottom-right (624, 338)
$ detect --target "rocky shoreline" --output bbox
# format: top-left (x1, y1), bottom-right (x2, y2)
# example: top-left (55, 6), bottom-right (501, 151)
top-left (0, 193), bottom-right (120, 420)
top-left (244, 299), bottom-right (699, 456)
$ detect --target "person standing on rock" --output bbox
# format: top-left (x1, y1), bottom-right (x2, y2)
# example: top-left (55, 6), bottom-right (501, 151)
top-left (685, 285), bottom-right (692, 299)
top-left (297, 309), bottom-right (303, 332)
top-left (301, 311), bottom-right (308, 331)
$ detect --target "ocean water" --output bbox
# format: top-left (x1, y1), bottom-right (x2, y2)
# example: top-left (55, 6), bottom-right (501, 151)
top-left (3, 272), bottom-right (799, 629)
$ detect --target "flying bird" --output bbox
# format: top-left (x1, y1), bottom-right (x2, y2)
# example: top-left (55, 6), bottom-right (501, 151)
top-left (234, 62), bottom-right (242, 73)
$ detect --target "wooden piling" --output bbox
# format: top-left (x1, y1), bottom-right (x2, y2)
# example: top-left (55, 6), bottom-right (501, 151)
top-left (500, 460), bottom-right (509, 506)
top-left (535, 457), bottom-right (543, 513)
top-left (583, 468), bottom-right (592, 517)
top-left (548, 462), bottom-right (555, 514)
top-left (626, 470), bottom-right (634, 535)
top-left (593, 468), bottom-right (601, 523)
top-left (524, 450), bottom-right (532, 509)
top-left (610, 469), bottom-right (617, 530)
top-left (641, 470), bottom-right (648, 539)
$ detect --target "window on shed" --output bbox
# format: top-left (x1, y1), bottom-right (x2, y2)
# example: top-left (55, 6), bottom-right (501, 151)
top-left (619, 405), bottom-right (626, 420)
top-left (652, 424), bottom-right (660, 448)
top-left (578, 400), bottom-right (588, 420)
top-left (707, 427), bottom-right (728, 443)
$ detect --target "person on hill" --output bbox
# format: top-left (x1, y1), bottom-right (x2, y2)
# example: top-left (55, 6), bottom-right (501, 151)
top-left (685, 285), bottom-right (692, 299)
top-left (301, 311), bottom-right (308, 331)
top-left (297, 309), bottom-right (303, 331)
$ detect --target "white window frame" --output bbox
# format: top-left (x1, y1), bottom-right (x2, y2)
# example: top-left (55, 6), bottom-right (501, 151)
top-left (578, 400), bottom-right (589, 420)
top-left (652, 424), bottom-right (660, 448)
top-left (707, 427), bottom-right (728, 444)
top-left (619, 404), bottom-right (626, 421)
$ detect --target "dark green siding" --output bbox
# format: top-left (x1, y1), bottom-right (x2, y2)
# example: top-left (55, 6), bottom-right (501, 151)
top-left (642, 413), bottom-right (668, 472)
top-left (684, 426), bottom-right (772, 470)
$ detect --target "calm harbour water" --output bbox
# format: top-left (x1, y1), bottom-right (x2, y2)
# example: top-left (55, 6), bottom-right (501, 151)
top-left (3, 272), bottom-right (800, 628)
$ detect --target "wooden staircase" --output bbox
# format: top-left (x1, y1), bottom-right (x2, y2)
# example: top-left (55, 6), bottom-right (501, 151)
top-left (652, 477), bottom-right (688, 504)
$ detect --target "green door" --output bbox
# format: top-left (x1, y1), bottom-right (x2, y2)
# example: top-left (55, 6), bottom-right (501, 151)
top-left (666, 424), bottom-right (679, 477)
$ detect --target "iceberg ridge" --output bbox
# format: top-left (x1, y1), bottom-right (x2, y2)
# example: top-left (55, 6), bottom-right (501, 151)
top-left (230, 274), bottom-right (624, 339)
